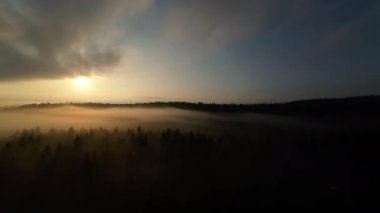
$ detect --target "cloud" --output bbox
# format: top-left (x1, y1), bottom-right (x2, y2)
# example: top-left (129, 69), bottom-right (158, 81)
top-left (0, 0), bottom-right (153, 80)
top-left (163, 0), bottom-right (316, 48)
top-left (163, 0), bottom-right (267, 47)
top-left (318, 1), bottom-right (380, 51)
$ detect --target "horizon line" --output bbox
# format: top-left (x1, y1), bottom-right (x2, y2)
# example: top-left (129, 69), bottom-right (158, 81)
top-left (3, 94), bottom-right (379, 108)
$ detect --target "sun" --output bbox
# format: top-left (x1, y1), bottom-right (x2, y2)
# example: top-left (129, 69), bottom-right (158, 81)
top-left (74, 76), bottom-right (91, 88)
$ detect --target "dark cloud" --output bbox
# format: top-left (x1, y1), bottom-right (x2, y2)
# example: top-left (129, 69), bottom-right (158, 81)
top-left (0, 0), bottom-right (153, 80)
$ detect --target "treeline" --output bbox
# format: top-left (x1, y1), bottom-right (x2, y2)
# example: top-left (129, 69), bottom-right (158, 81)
top-left (12, 101), bottom-right (256, 112)
top-left (0, 126), bottom-right (380, 209)
top-left (253, 95), bottom-right (380, 116)
top-left (9, 95), bottom-right (380, 116)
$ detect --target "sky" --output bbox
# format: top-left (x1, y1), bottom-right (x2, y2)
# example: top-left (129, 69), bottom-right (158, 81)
top-left (0, 0), bottom-right (379, 104)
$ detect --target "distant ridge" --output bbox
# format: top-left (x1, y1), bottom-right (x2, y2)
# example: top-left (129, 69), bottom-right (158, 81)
top-left (6, 95), bottom-right (380, 116)
top-left (253, 95), bottom-right (380, 116)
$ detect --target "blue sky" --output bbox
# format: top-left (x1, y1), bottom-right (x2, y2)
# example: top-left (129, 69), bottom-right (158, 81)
top-left (0, 0), bottom-right (379, 103)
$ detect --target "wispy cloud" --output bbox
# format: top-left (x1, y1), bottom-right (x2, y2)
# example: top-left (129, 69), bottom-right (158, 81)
top-left (163, 0), bottom-right (270, 48)
top-left (162, 0), bottom-right (321, 49)
top-left (318, 1), bottom-right (380, 51)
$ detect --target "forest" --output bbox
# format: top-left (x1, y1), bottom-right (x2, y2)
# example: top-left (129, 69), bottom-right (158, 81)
top-left (0, 122), bottom-right (379, 210)
top-left (1, 0), bottom-right (379, 210)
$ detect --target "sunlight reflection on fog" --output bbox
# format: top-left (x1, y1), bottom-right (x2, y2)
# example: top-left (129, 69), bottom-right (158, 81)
top-left (0, 106), bottom-right (355, 138)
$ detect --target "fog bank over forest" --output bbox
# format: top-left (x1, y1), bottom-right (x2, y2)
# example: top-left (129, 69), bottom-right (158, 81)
top-left (0, 105), bottom-right (374, 138)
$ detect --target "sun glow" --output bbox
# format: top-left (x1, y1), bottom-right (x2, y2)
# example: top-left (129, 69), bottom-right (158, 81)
top-left (74, 76), bottom-right (91, 89)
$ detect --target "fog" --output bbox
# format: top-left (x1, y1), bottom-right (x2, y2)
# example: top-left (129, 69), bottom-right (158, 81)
top-left (0, 107), bottom-right (205, 136)
top-left (0, 106), bottom-right (362, 139)
top-left (0, 106), bottom-right (379, 209)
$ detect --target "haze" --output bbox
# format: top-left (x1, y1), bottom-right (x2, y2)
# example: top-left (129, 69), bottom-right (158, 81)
top-left (0, 105), bottom-right (369, 139)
